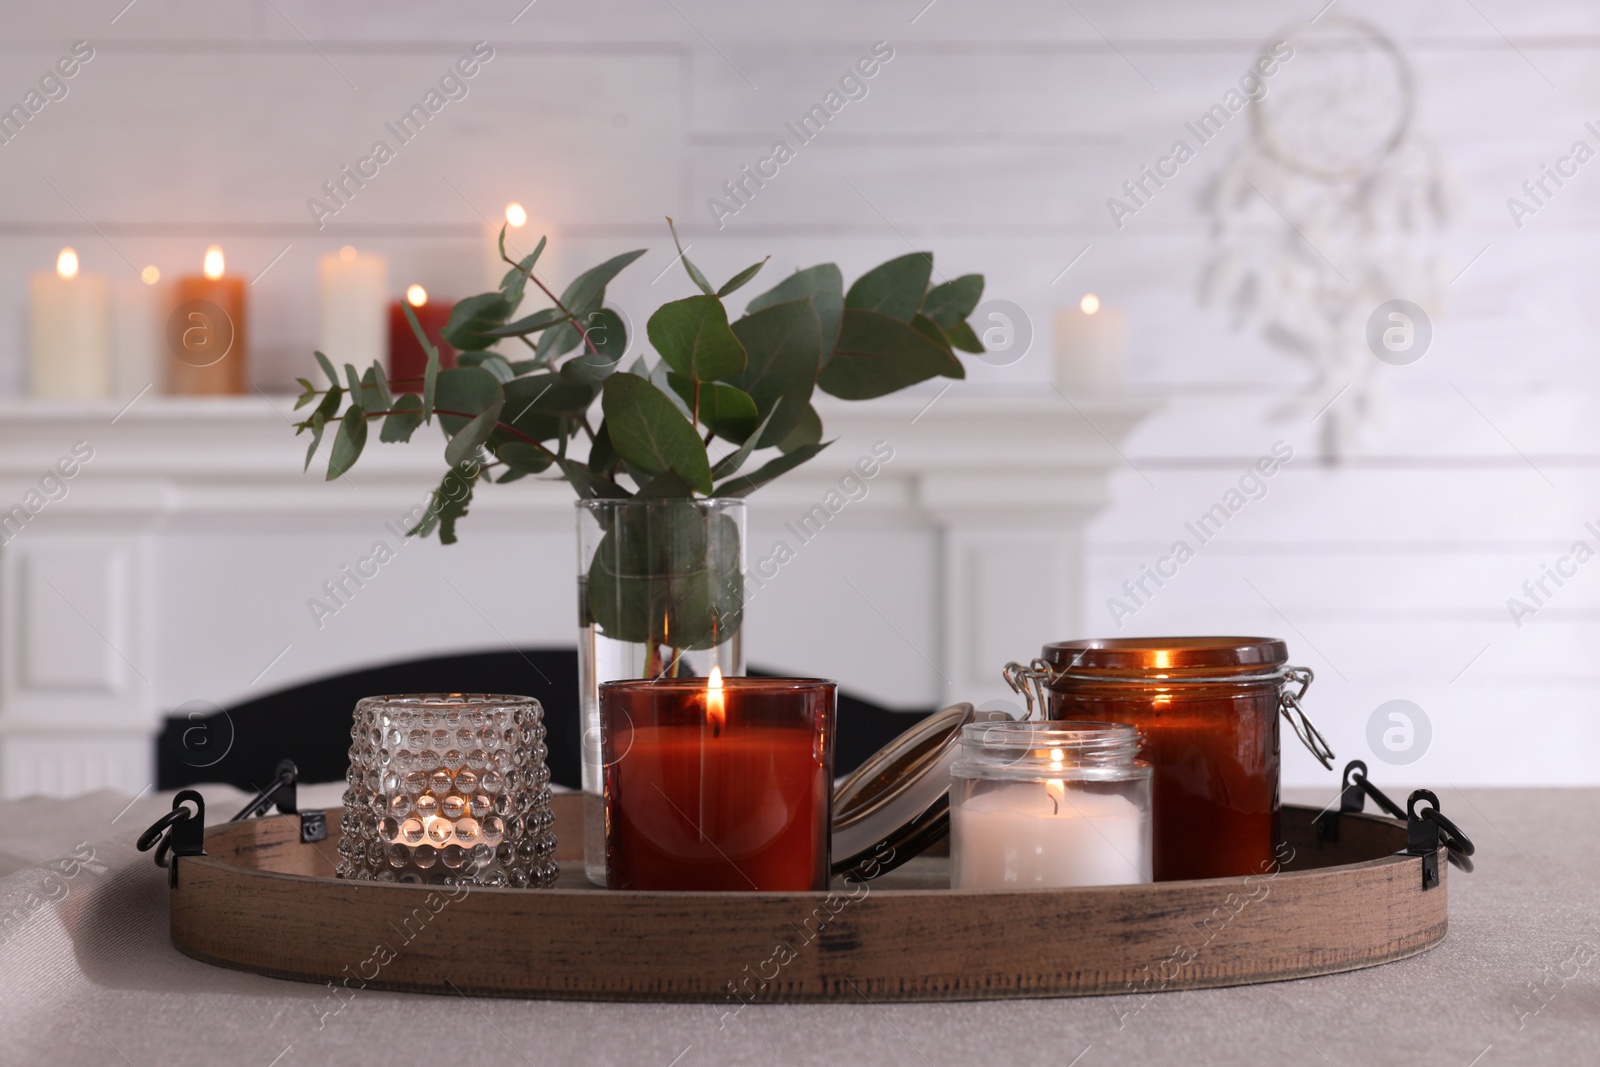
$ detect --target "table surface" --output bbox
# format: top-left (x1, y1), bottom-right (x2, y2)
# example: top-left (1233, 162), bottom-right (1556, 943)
top-left (0, 782), bottom-right (1593, 1067)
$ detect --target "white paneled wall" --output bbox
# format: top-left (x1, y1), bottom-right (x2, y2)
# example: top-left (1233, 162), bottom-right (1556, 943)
top-left (2, 1), bottom-right (1598, 785)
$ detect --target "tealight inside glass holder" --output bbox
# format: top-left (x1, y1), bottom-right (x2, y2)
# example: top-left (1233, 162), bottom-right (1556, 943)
top-left (949, 720), bottom-right (1152, 890)
top-left (338, 693), bottom-right (558, 888)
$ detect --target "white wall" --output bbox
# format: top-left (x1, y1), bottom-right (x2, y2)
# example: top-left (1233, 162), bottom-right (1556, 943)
top-left (2, 1), bottom-right (1597, 784)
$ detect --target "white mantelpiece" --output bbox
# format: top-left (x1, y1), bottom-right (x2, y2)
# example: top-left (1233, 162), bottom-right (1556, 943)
top-left (0, 391), bottom-right (1154, 797)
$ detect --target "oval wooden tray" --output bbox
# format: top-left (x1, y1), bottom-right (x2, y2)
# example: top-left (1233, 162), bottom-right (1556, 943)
top-left (167, 794), bottom-right (1447, 1002)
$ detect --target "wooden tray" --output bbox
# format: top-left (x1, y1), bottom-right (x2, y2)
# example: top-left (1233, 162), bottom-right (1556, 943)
top-left (167, 794), bottom-right (1447, 1002)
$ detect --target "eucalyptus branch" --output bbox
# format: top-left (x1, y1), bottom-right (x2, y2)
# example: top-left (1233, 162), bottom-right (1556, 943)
top-left (500, 244), bottom-right (601, 360)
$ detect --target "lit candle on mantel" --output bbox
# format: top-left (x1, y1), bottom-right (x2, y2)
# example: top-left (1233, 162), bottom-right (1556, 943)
top-left (1053, 292), bottom-right (1126, 393)
top-left (387, 283), bottom-right (455, 394)
top-left (317, 244), bottom-right (388, 370)
top-left (111, 265), bottom-right (165, 398)
top-left (29, 247), bottom-right (110, 399)
top-left (168, 244), bottom-right (247, 395)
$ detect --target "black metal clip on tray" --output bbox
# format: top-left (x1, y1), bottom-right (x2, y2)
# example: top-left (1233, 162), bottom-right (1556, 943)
top-left (136, 759), bottom-right (326, 886)
top-left (1315, 759), bottom-right (1476, 890)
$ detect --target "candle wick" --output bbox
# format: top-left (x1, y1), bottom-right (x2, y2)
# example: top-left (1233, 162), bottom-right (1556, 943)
top-left (1050, 794), bottom-right (1059, 815)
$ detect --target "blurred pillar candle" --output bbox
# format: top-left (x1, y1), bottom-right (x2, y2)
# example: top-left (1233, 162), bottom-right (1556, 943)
top-left (317, 245), bottom-right (388, 368)
top-left (168, 244), bottom-right (246, 395)
top-left (111, 266), bottom-right (165, 398)
top-left (29, 247), bottom-right (110, 399)
top-left (1053, 293), bottom-right (1125, 393)
top-left (388, 284), bottom-right (455, 393)
top-left (601, 672), bottom-right (836, 891)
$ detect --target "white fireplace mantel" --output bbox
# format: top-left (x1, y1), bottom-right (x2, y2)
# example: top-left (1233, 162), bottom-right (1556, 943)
top-left (0, 390), bottom-right (1155, 797)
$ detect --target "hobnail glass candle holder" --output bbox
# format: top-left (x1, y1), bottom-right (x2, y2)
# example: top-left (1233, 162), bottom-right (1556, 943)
top-left (338, 693), bottom-right (558, 888)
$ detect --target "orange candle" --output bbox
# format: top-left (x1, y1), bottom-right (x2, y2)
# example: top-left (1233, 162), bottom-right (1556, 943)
top-left (168, 244), bottom-right (246, 395)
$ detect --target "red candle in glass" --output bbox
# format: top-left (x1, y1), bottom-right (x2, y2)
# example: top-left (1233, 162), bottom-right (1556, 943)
top-left (387, 285), bottom-right (455, 393)
top-left (601, 672), bottom-right (836, 891)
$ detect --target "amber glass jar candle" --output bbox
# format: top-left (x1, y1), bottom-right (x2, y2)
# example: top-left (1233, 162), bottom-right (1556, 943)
top-left (1040, 637), bottom-right (1306, 882)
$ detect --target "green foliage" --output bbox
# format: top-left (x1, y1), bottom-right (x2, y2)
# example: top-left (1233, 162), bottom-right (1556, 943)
top-left (291, 221), bottom-right (989, 542)
top-left (647, 295), bottom-right (747, 382)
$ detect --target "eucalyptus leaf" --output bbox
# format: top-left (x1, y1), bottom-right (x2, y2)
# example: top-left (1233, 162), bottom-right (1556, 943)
top-left (560, 307), bottom-right (627, 384)
top-left (921, 274), bottom-right (984, 329)
top-left (503, 373), bottom-right (599, 418)
top-left (775, 403), bottom-right (823, 454)
top-left (945, 318), bottom-right (984, 353)
top-left (747, 264), bottom-right (843, 358)
top-left (499, 235), bottom-right (547, 307)
top-left (636, 472), bottom-right (697, 498)
top-left (588, 419), bottom-right (618, 475)
top-left (665, 217), bottom-right (713, 296)
top-left (494, 440), bottom-right (554, 474)
top-left (817, 309), bottom-right (953, 399)
top-left (558, 458), bottom-right (633, 499)
top-left (647, 295), bottom-right (747, 383)
top-left (478, 354), bottom-right (517, 384)
top-left (713, 441), bottom-right (830, 497)
top-left (666, 373), bottom-right (758, 443)
top-left (911, 314), bottom-right (967, 379)
top-left (728, 297), bottom-right (820, 448)
top-left (380, 393), bottom-right (424, 443)
top-left (844, 252), bottom-right (933, 322)
top-left (433, 366), bottom-right (505, 437)
top-left (327, 404), bottom-right (368, 480)
top-left (367, 360), bottom-right (394, 411)
top-left (601, 373), bottom-right (713, 493)
top-left (441, 291), bottom-right (516, 351)
top-left (484, 306), bottom-right (564, 340)
top-left (716, 256), bottom-right (769, 298)
top-left (710, 403), bottom-right (780, 480)
top-left (313, 383), bottom-right (343, 424)
top-left (303, 410), bottom-right (326, 472)
top-left (445, 399), bottom-right (504, 468)
top-left (559, 249), bottom-right (649, 318)
top-left (314, 351), bottom-right (338, 387)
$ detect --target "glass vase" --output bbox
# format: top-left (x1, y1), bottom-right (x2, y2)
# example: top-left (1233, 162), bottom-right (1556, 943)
top-left (576, 498), bottom-right (745, 885)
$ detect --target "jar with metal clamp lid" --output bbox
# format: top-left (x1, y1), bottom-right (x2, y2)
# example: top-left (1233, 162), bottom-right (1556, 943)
top-left (1006, 637), bottom-right (1333, 882)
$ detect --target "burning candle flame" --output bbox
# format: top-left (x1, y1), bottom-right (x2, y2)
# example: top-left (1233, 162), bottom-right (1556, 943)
top-left (406, 284), bottom-right (428, 307)
top-left (56, 248), bottom-right (79, 279)
top-left (141, 265), bottom-right (160, 285)
top-left (505, 202), bottom-right (528, 228)
top-left (1079, 293), bottom-right (1101, 315)
top-left (706, 665), bottom-right (726, 735)
top-left (203, 244), bottom-right (225, 280)
top-left (1046, 777), bottom-right (1065, 815)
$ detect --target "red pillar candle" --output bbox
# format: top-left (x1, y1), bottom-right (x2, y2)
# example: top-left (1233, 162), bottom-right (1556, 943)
top-left (601, 672), bottom-right (836, 891)
top-left (387, 284), bottom-right (455, 393)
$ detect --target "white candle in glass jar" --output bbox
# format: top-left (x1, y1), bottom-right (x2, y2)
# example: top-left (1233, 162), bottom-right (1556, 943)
top-left (1053, 293), bottom-right (1125, 393)
top-left (317, 245), bottom-right (388, 367)
top-left (951, 779), bottom-right (1150, 889)
top-left (30, 247), bottom-right (110, 399)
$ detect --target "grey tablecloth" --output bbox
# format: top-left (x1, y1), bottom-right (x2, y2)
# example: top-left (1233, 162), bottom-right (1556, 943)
top-left (0, 784), bottom-right (1593, 1066)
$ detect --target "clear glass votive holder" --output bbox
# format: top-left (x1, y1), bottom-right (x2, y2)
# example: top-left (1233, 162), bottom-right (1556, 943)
top-left (949, 720), bottom-right (1152, 890)
top-left (338, 693), bottom-right (558, 888)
